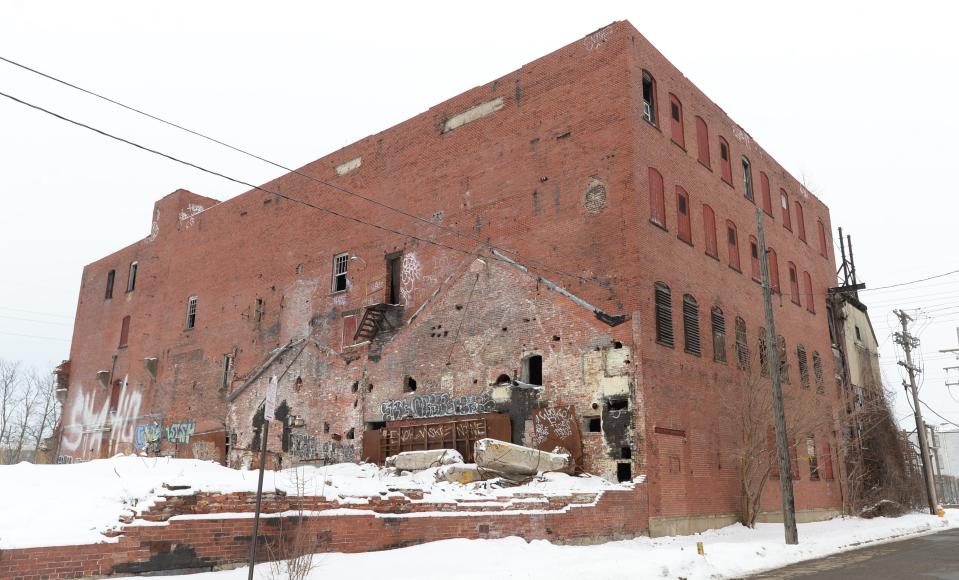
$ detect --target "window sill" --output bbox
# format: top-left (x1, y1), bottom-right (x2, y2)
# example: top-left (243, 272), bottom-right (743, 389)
top-left (698, 159), bottom-right (712, 172)
top-left (705, 252), bottom-right (720, 262)
top-left (728, 265), bottom-right (742, 274)
top-left (649, 219), bottom-right (668, 232)
top-left (721, 178), bottom-right (734, 188)
top-left (678, 236), bottom-right (694, 247)
top-left (684, 349), bottom-right (702, 357)
top-left (655, 339), bottom-right (675, 349)
top-left (118, 345), bottom-right (128, 350)
top-left (642, 117), bottom-right (661, 132)
top-left (671, 139), bottom-right (686, 152)
top-left (763, 209), bottom-right (775, 219)
top-left (791, 300), bottom-right (802, 307)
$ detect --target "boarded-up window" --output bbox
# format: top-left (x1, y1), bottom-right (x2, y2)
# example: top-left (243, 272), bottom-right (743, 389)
top-left (649, 168), bottom-right (666, 228)
top-left (794, 201), bottom-right (807, 242)
top-left (821, 441), bottom-right (835, 480)
top-left (726, 220), bottom-right (740, 271)
top-left (798, 344), bottom-right (810, 388)
top-left (695, 116), bottom-right (710, 168)
top-left (683, 294), bottom-right (701, 356)
top-left (669, 94), bottom-right (685, 147)
top-left (806, 435), bottom-right (820, 480)
top-left (118, 315), bottom-right (130, 348)
top-left (735, 317), bottom-right (749, 370)
top-left (768, 247), bottom-right (781, 292)
top-left (719, 137), bottom-right (733, 185)
top-left (818, 220), bottom-right (829, 258)
top-left (711, 307), bottom-right (726, 363)
top-left (342, 315), bottom-right (357, 349)
top-left (742, 156), bottom-right (754, 202)
top-left (788, 262), bottom-right (801, 306)
top-left (703, 204), bottom-right (718, 258)
top-left (676, 186), bottom-right (692, 243)
top-left (780, 189), bottom-right (792, 231)
top-left (749, 235), bottom-right (760, 281)
top-left (760, 172), bottom-right (773, 216)
top-left (655, 282), bottom-right (673, 347)
top-left (803, 271), bottom-right (815, 313)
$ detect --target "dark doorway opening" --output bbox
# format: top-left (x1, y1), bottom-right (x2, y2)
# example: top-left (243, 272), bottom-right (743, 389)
top-left (617, 462), bottom-right (632, 482)
top-left (388, 253), bottom-right (402, 304)
top-left (524, 354), bottom-right (543, 385)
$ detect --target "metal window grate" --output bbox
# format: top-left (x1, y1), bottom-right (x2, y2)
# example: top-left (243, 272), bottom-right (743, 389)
top-left (186, 295), bottom-right (197, 329)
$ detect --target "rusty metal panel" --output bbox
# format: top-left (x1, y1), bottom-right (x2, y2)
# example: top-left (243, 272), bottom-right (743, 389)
top-left (362, 429), bottom-right (382, 464)
top-left (529, 406), bottom-right (583, 468)
top-left (371, 412), bottom-right (511, 464)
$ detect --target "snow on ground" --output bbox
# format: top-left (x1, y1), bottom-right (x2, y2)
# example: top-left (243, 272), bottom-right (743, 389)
top-left (111, 509), bottom-right (959, 580)
top-left (0, 455), bottom-right (622, 549)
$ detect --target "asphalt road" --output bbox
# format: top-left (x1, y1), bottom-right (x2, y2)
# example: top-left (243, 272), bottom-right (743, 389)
top-left (749, 528), bottom-right (959, 579)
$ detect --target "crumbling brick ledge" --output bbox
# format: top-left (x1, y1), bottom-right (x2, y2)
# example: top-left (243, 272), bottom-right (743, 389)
top-left (0, 486), bottom-right (648, 579)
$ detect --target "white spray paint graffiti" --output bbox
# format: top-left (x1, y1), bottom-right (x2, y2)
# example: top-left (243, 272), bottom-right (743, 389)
top-left (399, 252), bottom-right (422, 305)
top-left (584, 27), bottom-right (610, 51)
top-left (177, 203), bottom-right (205, 228)
top-left (60, 375), bottom-right (143, 458)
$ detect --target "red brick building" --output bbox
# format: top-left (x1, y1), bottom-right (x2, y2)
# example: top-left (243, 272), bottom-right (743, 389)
top-left (56, 21), bottom-right (844, 534)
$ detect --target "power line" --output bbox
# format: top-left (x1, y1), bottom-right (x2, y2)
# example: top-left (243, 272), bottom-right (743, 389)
top-left (0, 315), bottom-right (71, 326)
top-left (0, 306), bottom-right (72, 319)
top-left (919, 398), bottom-right (959, 430)
top-left (0, 331), bottom-right (70, 342)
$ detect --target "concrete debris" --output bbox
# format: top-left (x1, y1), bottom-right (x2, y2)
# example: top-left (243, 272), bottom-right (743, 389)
top-left (385, 449), bottom-right (463, 471)
top-left (435, 463), bottom-right (485, 484)
top-left (474, 438), bottom-right (570, 476)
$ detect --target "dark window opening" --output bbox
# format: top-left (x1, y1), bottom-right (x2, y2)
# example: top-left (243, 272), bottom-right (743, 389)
top-left (388, 253), bottom-right (402, 304)
top-left (351, 381), bottom-right (359, 393)
top-left (186, 295), bottom-right (197, 330)
top-left (366, 421), bottom-right (385, 431)
top-left (254, 298), bottom-right (265, 324)
top-left (126, 261), bottom-right (138, 292)
top-left (613, 341), bottom-right (623, 349)
top-left (621, 446), bottom-right (632, 459)
top-left (496, 373), bottom-right (512, 385)
top-left (607, 398), bottom-right (628, 411)
top-left (323, 422), bottom-right (330, 433)
top-left (524, 355), bottom-right (543, 386)
top-left (346, 428), bottom-right (355, 440)
top-left (222, 353), bottom-right (234, 390)
top-left (332, 252), bottom-right (349, 293)
top-left (617, 462), bottom-right (632, 482)
top-left (404, 376), bottom-right (417, 392)
top-left (294, 376), bottom-right (303, 393)
top-left (742, 157), bottom-right (754, 202)
top-left (641, 70), bottom-right (657, 125)
top-left (671, 102), bottom-right (680, 121)
top-left (855, 325), bottom-right (862, 341)
top-left (587, 417), bottom-right (601, 432)
top-left (105, 270), bottom-right (115, 299)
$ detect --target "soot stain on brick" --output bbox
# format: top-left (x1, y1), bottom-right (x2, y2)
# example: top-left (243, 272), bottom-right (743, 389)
top-left (602, 397), bottom-right (631, 459)
top-left (252, 400), bottom-right (290, 452)
top-left (503, 386), bottom-right (542, 445)
top-left (113, 543), bottom-right (211, 574)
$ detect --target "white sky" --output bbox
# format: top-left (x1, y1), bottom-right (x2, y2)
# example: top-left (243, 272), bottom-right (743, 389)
top-left (1, 0), bottom-right (958, 430)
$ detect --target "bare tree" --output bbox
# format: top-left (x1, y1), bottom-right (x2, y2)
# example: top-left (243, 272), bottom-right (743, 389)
top-left (0, 359), bottom-right (21, 448)
top-left (28, 368), bottom-right (60, 461)
top-left (0, 361), bottom-right (61, 464)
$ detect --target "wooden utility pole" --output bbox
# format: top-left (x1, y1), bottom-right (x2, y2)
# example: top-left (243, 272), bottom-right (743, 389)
top-left (894, 309), bottom-right (938, 514)
top-left (248, 375), bottom-right (278, 580)
top-left (755, 209), bottom-right (798, 545)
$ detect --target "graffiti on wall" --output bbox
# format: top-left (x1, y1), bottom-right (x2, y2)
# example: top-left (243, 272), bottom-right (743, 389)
top-left (399, 252), bottom-right (422, 305)
top-left (381, 392), bottom-right (495, 422)
top-left (134, 421), bottom-right (163, 453)
top-left (166, 420), bottom-right (196, 444)
top-left (288, 432), bottom-right (354, 465)
top-left (60, 376), bottom-right (143, 458)
top-left (191, 440), bottom-right (220, 461)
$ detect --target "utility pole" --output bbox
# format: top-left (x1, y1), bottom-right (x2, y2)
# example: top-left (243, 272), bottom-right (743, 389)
top-left (756, 209), bottom-right (798, 545)
top-left (894, 309), bottom-right (938, 514)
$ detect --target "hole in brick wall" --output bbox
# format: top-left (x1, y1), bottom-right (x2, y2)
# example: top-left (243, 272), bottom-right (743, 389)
top-left (404, 376), bottom-right (417, 392)
top-left (523, 317), bottom-right (531, 322)
top-left (496, 374), bottom-right (511, 385)
top-left (624, 359), bottom-right (631, 365)
top-left (455, 304), bottom-right (464, 310)
top-left (443, 330), bottom-right (449, 337)
top-left (523, 354), bottom-right (543, 386)
top-left (430, 333), bottom-right (436, 338)
top-left (617, 462), bottom-right (632, 482)
top-left (366, 421), bottom-right (385, 431)
top-left (608, 398), bottom-right (628, 411)
top-left (294, 377), bottom-right (302, 393)
top-left (591, 402), bottom-right (599, 410)
top-left (351, 381), bottom-right (359, 393)
top-left (353, 399), bottom-right (358, 408)
top-left (367, 383), bottom-right (374, 393)
top-left (473, 379), bottom-right (478, 384)
top-left (553, 335), bottom-right (561, 341)
top-left (587, 417), bottom-right (601, 432)
top-left (613, 341), bottom-right (623, 349)
top-left (346, 428), bottom-right (355, 440)
top-left (502, 327), bottom-right (508, 332)
top-left (295, 263), bottom-right (304, 274)
top-left (332, 433), bottom-right (342, 441)
top-left (324, 422), bottom-right (330, 433)
top-left (621, 446), bottom-right (632, 459)
top-left (478, 523), bottom-right (490, 534)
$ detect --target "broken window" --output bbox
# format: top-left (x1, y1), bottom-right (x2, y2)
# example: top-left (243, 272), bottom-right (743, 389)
top-left (817, 220), bottom-right (829, 258)
top-left (750, 236), bottom-right (761, 281)
top-left (703, 204), bottom-right (718, 258)
top-left (778, 335), bottom-right (789, 383)
top-left (735, 317), bottom-right (749, 370)
top-left (806, 435), bottom-right (820, 480)
top-left (760, 172), bottom-right (773, 216)
top-left (794, 201), bottom-right (807, 242)
top-left (695, 116), bottom-right (710, 168)
top-left (669, 93), bottom-right (684, 147)
top-left (105, 270), bottom-right (115, 300)
top-left (524, 354), bottom-right (543, 386)
top-left (118, 315), bottom-right (130, 348)
top-left (388, 253), bottom-right (402, 304)
top-left (654, 282), bottom-right (674, 347)
top-left (126, 261), bottom-right (138, 292)
top-left (758, 328), bottom-right (770, 377)
top-left (813, 351), bottom-right (825, 394)
top-left (798, 344), bottom-right (810, 389)
top-left (254, 298), bottom-right (265, 324)
top-left (803, 271), bottom-right (815, 313)
top-left (648, 167), bottom-right (666, 228)
top-left (726, 220), bottom-right (740, 271)
top-left (719, 137), bottom-right (733, 185)
top-left (711, 306), bottom-right (726, 363)
top-left (404, 376), bottom-right (417, 393)
top-left (742, 156), bottom-right (754, 202)
top-left (586, 417), bottom-right (601, 433)
top-left (641, 70), bottom-right (657, 125)
top-left (222, 353), bottom-right (234, 390)
top-left (682, 294), bottom-right (701, 356)
top-left (767, 247), bottom-right (780, 292)
top-left (780, 189), bottom-right (792, 231)
top-left (186, 295), bottom-right (197, 330)
top-left (676, 186), bottom-right (692, 244)
top-left (788, 262), bottom-right (801, 306)
top-left (332, 252), bottom-right (349, 293)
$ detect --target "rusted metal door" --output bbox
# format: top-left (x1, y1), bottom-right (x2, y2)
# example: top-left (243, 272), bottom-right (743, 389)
top-left (366, 412), bottom-right (511, 464)
top-left (529, 406), bottom-right (583, 468)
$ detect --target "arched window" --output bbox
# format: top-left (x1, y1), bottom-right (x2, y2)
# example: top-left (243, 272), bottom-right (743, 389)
top-left (813, 351), bottom-right (825, 393)
top-left (676, 186), bottom-right (692, 244)
top-left (669, 93), bottom-right (684, 147)
top-left (780, 189), bottom-right (792, 231)
top-left (742, 156), bottom-right (754, 202)
top-left (767, 247), bottom-right (780, 292)
top-left (803, 271), bottom-right (815, 313)
top-left (749, 235), bottom-right (761, 281)
top-left (794, 200), bottom-right (806, 242)
top-left (797, 344), bottom-right (810, 389)
top-left (711, 306), bottom-right (726, 363)
top-left (654, 282), bottom-right (673, 347)
top-left (760, 172), bottom-right (773, 216)
top-left (726, 220), bottom-right (741, 272)
top-left (642, 70), bottom-right (657, 125)
top-left (683, 294), bottom-right (701, 356)
top-left (703, 204), bottom-right (718, 258)
top-left (788, 262), bottom-right (801, 306)
top-left (719, 137), bottom-right (733, 185)
top-left (648, 167), bottom-right (666, 228)
top-left (817, 219), bottom-right (829, 258)
top-left (695, 116), bottom-right (710, 168)
top-left (735, 317), bottom-right (749, 370)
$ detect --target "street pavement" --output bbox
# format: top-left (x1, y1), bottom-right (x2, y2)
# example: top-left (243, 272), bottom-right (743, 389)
top-left (749, 528), bottom-right (959, 579)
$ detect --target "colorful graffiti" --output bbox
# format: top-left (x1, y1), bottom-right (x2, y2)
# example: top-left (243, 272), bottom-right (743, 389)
top-left (166, 420), bottom-right (196, 444)
top-left (381, 392), bottom-right (495, 422)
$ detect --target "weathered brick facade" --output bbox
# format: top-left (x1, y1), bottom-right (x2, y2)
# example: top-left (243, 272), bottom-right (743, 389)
top-left (57, 20), bottom-right (844, 533)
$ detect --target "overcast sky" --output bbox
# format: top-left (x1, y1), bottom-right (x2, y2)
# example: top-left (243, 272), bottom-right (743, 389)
top-left (2, 1), bottom-right (958, 430)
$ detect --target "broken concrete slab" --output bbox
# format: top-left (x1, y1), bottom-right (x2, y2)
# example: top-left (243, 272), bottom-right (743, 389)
top-left (385, 449), bottom-right (463, 471)
top-left (474, 438), bottom-right (570, 476)
top-left (435, 463), bottom-right (484, 484)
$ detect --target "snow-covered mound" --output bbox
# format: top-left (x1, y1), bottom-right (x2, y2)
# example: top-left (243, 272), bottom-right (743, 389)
top-left (0, 456), bottom-right (624, 549)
